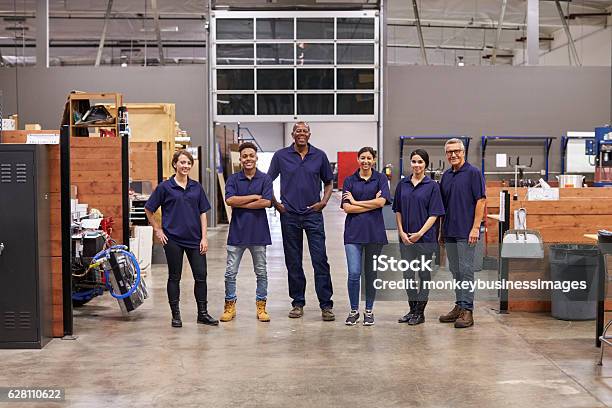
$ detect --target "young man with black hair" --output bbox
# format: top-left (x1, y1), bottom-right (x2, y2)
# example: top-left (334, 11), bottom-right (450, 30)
top-left (221, 142), bottom-right (274, 322)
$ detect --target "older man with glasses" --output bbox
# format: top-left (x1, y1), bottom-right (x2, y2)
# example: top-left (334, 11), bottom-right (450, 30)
top-left (267, 121), bottom-right (335, 321)
top-left (438, 138), bottom-right (486, 328)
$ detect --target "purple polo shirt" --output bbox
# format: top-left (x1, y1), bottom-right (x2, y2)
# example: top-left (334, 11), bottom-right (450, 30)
top-left (145, 176), bottom-right (211, 249)
top-left (267, 143), bottom-right (333, 215)
top-left (439, 161), bottom-right (486, 239)
top-left (225, 169), bottom-right (273, 246)
top-left (341, 170), bottom-right (391, 245)
top-left (392, 175), bottom-right (445, 243)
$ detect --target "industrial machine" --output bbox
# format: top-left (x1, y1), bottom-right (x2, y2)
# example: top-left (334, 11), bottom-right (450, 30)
top-left (72, 226), bottom-right (148, 313)
top-left (0, 145), bottom-right (52, 349)
top-left (593, 126), bottom-right (612, 187)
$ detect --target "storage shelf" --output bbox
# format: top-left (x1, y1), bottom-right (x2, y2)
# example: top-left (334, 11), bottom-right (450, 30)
top-left (68, 92), bottom-right (122, 138)
top-left (72, 122), bottom-right (117, 128)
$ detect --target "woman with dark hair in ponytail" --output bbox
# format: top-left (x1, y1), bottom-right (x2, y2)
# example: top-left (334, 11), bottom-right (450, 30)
top-left (341, 147), bottom-right (391, 326)
top-left (393, 149), bottom-right (445, 325)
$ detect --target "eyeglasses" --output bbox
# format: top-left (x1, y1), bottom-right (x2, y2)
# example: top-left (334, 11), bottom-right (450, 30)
top-left (445, 149), bottom-right (463, 156)
top-left (294, 129), bottom-right (310, 134)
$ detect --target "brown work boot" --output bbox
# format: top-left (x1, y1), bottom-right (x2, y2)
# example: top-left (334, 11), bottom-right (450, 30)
top-left (321, 308), bottom-right (335, 321)
top-left (220, 299), bottom-right (236, 322)
top-left (454, 309), bottom-right (474, 328)
top-left (439, 304), bottom-right (462, 323)
top-left (256, 300), bottom-right (270, 322)
top-left (288, 306), bottom-right (304, 318)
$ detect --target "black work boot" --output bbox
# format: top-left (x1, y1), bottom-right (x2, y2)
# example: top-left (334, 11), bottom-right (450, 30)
top-left (197, 301), bottom-right (219, 326)
top-left (169, 301), bottom-right (182, 328)
top-left (408, 301), bottom-right (427, 325)
top-left (398, 301), bottom-right (416, 323)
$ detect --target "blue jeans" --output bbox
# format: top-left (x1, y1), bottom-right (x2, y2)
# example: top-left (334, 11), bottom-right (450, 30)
top-left (445, 237), bottom-right (477, 310)
top-left (225, 245), bottom-right (268, 301)
top-left (345, 243), bottom-right (383, 311)
top-left (280, 211), bottom-right (333, 309)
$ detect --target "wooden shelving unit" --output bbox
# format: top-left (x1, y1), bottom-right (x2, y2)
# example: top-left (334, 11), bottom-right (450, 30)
top-left (68, 92), bottom-right (123, 138)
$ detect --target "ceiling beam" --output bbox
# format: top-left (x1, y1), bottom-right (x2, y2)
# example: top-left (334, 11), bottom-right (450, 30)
top-left (411, 0), bottom-right (428, 65)
top-left (491, 0), bottom-right (507, 65)
top-left (94, 0), bottom-right (113, 67)
top-left (387, 22), bottom-right (520, 31)
top-left (555, 0), bottom-right (581, 66)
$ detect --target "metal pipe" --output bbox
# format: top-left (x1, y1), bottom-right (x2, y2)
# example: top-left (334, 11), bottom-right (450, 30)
top-left (411, 0), bottom-right (428, 65)
top-left (491, 0), bottom-right (507, 65)
top-left (387, 17), bottom-right (565, 30)
top-left (555, 0), bottom-right (582, 66)
top-left (388, 43), bottom-right (513, 52)
top-left (94, 0), bottom-right (113, 67)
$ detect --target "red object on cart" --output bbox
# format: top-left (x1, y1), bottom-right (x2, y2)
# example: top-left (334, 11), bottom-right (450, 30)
top-left (337, 151), bottom-right (359, 190)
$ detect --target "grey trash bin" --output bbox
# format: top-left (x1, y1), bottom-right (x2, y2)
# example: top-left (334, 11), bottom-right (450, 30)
top-left (549, 244), bottom-right (600, 321)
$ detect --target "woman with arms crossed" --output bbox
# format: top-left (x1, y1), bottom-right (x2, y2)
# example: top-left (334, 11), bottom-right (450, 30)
top-left (342, 147), bottom-right (391, 326)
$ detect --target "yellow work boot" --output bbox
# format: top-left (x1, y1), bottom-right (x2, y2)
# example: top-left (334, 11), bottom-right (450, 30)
top-left (256, 300), bottom-right (270, 322)
top-left (220, 299), bottom-right (236, 322)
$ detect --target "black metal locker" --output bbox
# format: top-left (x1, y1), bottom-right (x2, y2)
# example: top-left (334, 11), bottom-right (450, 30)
top-left (0, 144), bottom-right (52, 349)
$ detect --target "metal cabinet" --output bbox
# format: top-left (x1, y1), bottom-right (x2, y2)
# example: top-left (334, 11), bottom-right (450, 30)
top-left (0, 144), bottom-right (52, 349)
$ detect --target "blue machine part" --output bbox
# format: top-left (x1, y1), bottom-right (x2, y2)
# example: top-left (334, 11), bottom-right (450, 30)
top-left (585, 139), bottom-right (596, 156)
top-left (594, 126), bottom-right (612, 187)
top-left (72, 287), bottom-right (104, 302)
top-left (595, 126), bottom-right (612, 144)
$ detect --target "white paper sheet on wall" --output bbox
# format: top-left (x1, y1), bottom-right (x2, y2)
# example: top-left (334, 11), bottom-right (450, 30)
top-left (496, 153), bottom-right (507, 168)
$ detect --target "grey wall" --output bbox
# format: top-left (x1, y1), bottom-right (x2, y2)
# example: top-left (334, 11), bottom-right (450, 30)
top-left (0, 65), bottom-right (207, 147)
top-left (383, 65), bottom-right (611, 187)
top-left (0, 64), bottom-right (216, 221)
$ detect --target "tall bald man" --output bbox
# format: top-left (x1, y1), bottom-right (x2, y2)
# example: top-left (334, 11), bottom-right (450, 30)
top-left (267, 122), bottom-right (335, 321)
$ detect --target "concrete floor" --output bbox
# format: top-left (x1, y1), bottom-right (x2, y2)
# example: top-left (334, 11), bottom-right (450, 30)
top-left (2, 193), bottom-right (612, 407)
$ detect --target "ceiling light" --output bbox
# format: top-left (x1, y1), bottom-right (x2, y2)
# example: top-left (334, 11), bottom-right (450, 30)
top-left (457, 56), bottom-right (465, 67)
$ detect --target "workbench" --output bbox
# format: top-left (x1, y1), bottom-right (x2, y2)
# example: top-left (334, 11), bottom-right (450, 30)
top-left (485, 187), bottom-right (612, 312)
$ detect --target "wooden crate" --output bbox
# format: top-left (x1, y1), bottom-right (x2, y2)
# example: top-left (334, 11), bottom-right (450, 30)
top-left (71, 137), bottom-right (124, 243)
top-left (120, 103), bottom-right (176, 178)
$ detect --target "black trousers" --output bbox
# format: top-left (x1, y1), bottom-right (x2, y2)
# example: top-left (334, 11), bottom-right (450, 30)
top-left (163, 240), bottom-right (208, 304)
top-left (399, 243), bottom-right (435, 303)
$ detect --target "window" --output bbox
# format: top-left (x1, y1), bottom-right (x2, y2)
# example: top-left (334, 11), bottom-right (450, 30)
top-left (297, 69), bottom-right (334, 90)
top-left (256, 44), bottom-right (294, 65)
top-left (337, 94), bottom-right (375, 115)
top-left (217, 69), bottom-right (254, 90)
top-left (296, 18), bottom-right (334, 39)
top-left (216, 19), bottom-right (253, 40)
top-left (257, 94), bottom-right (294, 115)
top-left (257, 69), bottom-right (294, 90)
top-left (217, 94), bottom-right (255, 115)
top-left (212, 11), bottom-right (378, 120)
top-left (337, 18), bottom-right (375, 40)
top-left (216, 44), bottom-right (254, 65)
top-left (298, 94), bottom-right (334, 115)
top-left (337, 69), bottom-right (375, 89)
top-left (257, 18), bottom-right (293, 39)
